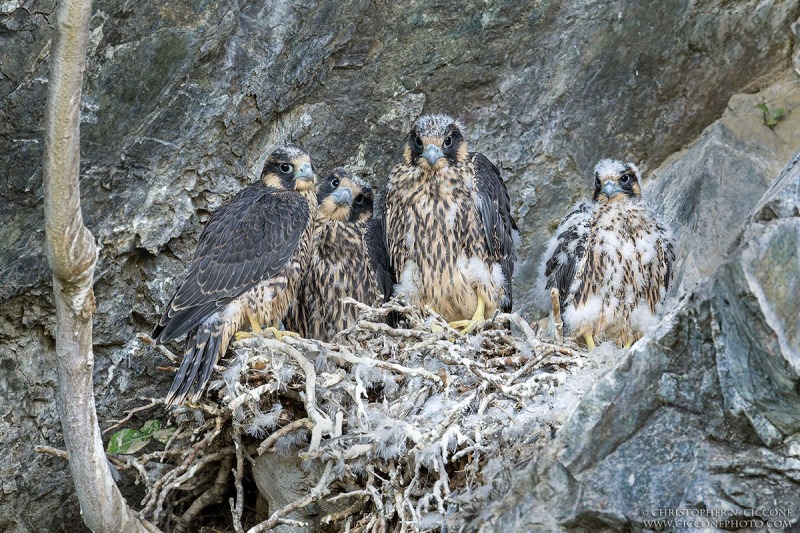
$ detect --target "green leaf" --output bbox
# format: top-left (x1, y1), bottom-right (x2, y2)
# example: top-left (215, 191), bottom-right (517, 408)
top-left (152, 427), bottom-right (178, 444)
top-left (106, 420), bottom-right (163, 454)
top-left (107, 428), bottom-right (152, 454)
top-left (756, 103), bottom-right (786, 128)
top-left (140, 419), bottom-right (162, 435)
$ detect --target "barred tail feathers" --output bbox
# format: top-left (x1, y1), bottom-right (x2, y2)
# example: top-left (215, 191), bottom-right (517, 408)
top-left (165, 312), bottom-right (236, 406)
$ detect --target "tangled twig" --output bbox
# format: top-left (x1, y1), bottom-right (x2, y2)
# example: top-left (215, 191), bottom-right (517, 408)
top-left (173, 455), bottom-right (232, 533)
top-left (34, 445), bottom-right (69, 460)
top-left (247, 462), bottom-right (335, 533)
top-left (103, 396), bottom-right (164, 434)
top-left (128, 302), bottom-right (600, 532)
top-left (137, 333), bottom-right (179, 363)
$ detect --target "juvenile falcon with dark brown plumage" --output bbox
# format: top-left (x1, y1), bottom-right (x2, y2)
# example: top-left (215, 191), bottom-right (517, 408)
top-left (152, 145), bottom-right (318, 405)
top-left (537, 159), bottom-right (675, 349)
top-left (287, 168), bottom-right (393, 341)
top-left (385, 114), bottom-right (519, 332)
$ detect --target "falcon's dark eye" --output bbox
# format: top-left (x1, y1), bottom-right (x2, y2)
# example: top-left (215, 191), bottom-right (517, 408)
top-left (331, 178), bottom-right (339, 188)
top-left (354, 194), bottom-right (364, 205)
top-left (280, 163), bottom-right (293, 174)
top-left (620, 173), bottom-right (631, 184)
top-left (443, 136), bottom-right (453, 148)
top-left (414, 136), bottom-right (423, 148)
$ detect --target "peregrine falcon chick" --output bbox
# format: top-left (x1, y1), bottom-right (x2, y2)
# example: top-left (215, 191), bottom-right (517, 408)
top-left (152, 145), bottom-right (318, 405)
top-left (538, 159), bottom-right (675, 349)
top-left (385, 114), bottom-right (519, 333)
top-left (287, 168), bottom-right (393, 341)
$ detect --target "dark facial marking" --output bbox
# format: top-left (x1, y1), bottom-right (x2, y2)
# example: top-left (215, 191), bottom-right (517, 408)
top-left (261, 152), bottom-right (298, 188)
top-left (441, 125), bottom-right (464, 163)
top-left (592, 168), bottom-right (640, 201)
top-left (619, 165), bottom-right (639, 196)
top-left (348, 187), bottom-right (373, 222)
top-left (409, 126), bottom-right (424, 158)
top-left (593, 172), bottom-right (602, 199)
top-left (317, 171), bottom-right (344, 204)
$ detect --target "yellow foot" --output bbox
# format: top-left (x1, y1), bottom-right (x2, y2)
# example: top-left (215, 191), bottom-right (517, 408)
top-left (448, 319), bottom-right (482, 334)
top-left (584, 334), bottom-right (596, 351)
top-left (234, 331), bottom-right (257, 341)
top-left (266, 326), bottom-right (300, 342)
top-left (449, 296), bottom-right (486, 334)
top-left (624, 340), bottom-right (633, 349)
top-left (235, 315), bottom-right (265, 341)
top-left (247, 315), bottom-right (263, 335)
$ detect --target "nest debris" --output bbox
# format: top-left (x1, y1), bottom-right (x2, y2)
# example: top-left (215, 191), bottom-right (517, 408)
top-left (114, 299), bottom-right (612, 532)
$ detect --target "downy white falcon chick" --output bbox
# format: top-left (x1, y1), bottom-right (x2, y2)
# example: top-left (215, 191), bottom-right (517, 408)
top-left (538, 159), bottom-right (675, 349)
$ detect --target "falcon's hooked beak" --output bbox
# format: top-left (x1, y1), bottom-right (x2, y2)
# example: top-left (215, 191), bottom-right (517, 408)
top-left (331, 186), bottom-right (353, 206)
top-left (601, 180), bottom-right (623, 199)
top-left (423, 145), bottom-right (444, 166)
top-left (295, 162), bottom-right (315, 182)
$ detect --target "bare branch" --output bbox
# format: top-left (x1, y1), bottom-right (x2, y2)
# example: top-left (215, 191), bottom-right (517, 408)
top-left (230, 425), bottom-right (246, 533)
top-left (35, 445), bottom-right (69, 460)
top-left (246, 462), bottom-right (335, 533)
top-left (257, 418), bottom-right (314, 456)
top-left (137, 333), bottom-right (180, 363)
top-left (103, 397), bottom-right (164, 434)
top-left (174, 456), bottom-right (233, 533)
top-left (257, 338), bottom-right (334, 451)
top-left (321, 341), bottom-right (444, 387)
top-left (42, 0), bottom-right (160, 529)
top-left (320, 497), bottom-right (367, 525)
top-left (500, 313), bottom-right (542, 349)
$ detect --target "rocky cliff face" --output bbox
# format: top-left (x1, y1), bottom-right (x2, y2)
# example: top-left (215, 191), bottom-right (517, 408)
top-left (1, 0), bottom-right (799, 531)
top-left (483, 144), bottom-right (800, 533)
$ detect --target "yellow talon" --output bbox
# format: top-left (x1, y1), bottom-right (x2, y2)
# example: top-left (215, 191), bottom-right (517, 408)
top-left (448, 296), bottom-right (486, 334)
top-left (448, 319), bottom-right (475, 333)
top-left (236, 319), bottom-right (298, 342)
top-left (624, 339), bottom-right (633, 349)
top-left (235, 314), bottom-right (264, 340)
top-left (180, 399), bottom-right (202, 409)
top-left (584, 334), bottom-right (596, 351)
top-left (234, 331), bottom-right (257, 341)
top-left (248, 314), bottom-right (263, 335)
top-left (266, 326), bottom-right (300, 342)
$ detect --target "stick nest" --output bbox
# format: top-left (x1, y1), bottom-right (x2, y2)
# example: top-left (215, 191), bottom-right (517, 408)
top-left (118, 300), bottom-right (602, 532)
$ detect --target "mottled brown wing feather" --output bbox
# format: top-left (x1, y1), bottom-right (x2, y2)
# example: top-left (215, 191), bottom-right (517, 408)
top-left (544, 202), bottom-right (593, 304)
top-left (647, 224), bottom-right (676, 311)
top-left (470, 152), bottom-right (519, 311)
top-left (384, 166), bottom-right (405, 293)
top-left (659, 226), bottom-right (675, 294)
top-left (365, 217), bottom-right (395, 303)
top-left (152, 184), bottom-right (310, 342)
